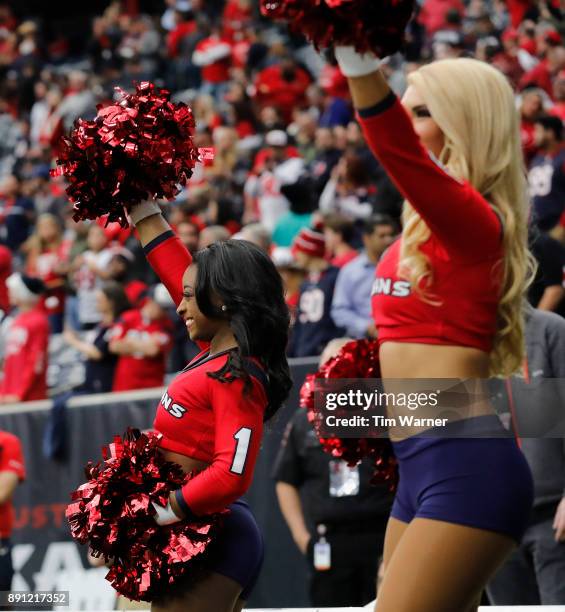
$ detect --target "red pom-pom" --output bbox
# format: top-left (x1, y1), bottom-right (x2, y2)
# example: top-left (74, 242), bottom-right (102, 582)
top-left (260, 0), bottom-right (415, 56)
top-left (299, 339), bottom-right (398, 490)
top-left (51, 82), bottom-right (201, 228)
top-left (66, 429), bottom-right (225, 602)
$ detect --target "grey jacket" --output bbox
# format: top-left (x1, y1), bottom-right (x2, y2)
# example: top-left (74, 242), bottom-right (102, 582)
top-left (513, 307), bottom-right (565, 508)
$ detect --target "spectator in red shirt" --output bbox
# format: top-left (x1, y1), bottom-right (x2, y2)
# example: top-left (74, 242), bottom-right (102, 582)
top-left (192, 25), bottom-right (232, 100)
top-left (490, 30), bottom-right (525, 89)
top-left (224, 82), bottom-right (259, 137)
top-left (222, 0), bottom-right (252, 40)
top-left (253, 55), bottom-right (312, 124)
top-left (0, 246), bottom-right (11, 316)
top-left (519, 88), bottom-right (547, 163)
top-left (109, 284), bottom-right (174, 392)
top-left (34, 87), bottom-right (64, 152)
top-left (0, 274), bottom-right (49, 403)
top-left (520, 41), bottom-right (565, 96)
top-left (319, 153), bottom-right (376, 222)
top-left (418, 0), bottom-right (465, 36)
top-left (72, 224), bottom-right (115, 330)
top-left (506, 0), bottom-right (533, 28)
top-left (244, 131), bottom-right (304, 230)
top-left (0, 430), bottom-right (25, 590)
top-left (166, 7), bottom-right (196, 59)
top-left (23, 213), bottom-right (70, 333)
top-left (322, 214), bottom-right (358, 268)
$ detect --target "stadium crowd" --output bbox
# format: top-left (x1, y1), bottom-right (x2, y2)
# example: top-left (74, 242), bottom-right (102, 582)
top-left (0, 0), bottom-right (564, 402)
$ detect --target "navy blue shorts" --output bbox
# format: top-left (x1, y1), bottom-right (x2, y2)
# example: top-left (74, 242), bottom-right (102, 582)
top-left (205, 499), bottom-right (264, 600)
top-left (154, 500), bottom-right (263, 604)
top-left (390, 415), bottom-right (534, 543)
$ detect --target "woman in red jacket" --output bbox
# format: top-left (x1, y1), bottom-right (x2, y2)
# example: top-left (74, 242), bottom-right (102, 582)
top-left (332, 47), bottom-right (534, 611)
top-left (126, 202), bottom-right (291, 612)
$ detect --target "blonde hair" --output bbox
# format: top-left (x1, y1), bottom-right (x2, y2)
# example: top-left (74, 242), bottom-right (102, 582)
top-left (400, 58), bottom-right (534, 376)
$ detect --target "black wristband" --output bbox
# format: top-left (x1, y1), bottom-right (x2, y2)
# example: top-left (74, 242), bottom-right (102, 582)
top-left (175, 489), bottom-right (197, 519)
top-left (357, 91), bottom-right (397, 118)
top-left (143, 230), bottom-right (175, 256)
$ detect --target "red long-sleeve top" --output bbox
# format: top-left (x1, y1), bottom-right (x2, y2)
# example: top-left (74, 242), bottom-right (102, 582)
top-left (0, 307), bottom-right (49, 401)
top-left (144, 231), bottom-right (267, 515)
top-left (358, 93), bottom-right (504, 352)
top-left (0, 431), bottom-right (26, 538)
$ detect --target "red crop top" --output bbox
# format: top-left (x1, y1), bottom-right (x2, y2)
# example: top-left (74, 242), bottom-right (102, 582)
top-left (357, 93), bottom-right (504, 352)
top-left (144, 232), bottom-right (267, 515)
top-left (153, 349), bottom-right (267, 515)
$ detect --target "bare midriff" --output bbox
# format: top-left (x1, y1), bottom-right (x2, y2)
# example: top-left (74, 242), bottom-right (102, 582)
top-left (158, 449), bottom-right (209, 474)
top-left (379, 341), bottom-right (496, 441)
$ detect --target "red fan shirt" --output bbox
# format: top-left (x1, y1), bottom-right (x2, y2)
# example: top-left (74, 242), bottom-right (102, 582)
top-left (319, 64), bottom-right (350, 99)
top-left (551, 102), bottom-right (565, 123)
top-left (357, 94), bottom-right (503, 352)
top-left (0, 307), bottom-right (49, 402)
top-left (519, 59), bottom-right (553, 96)
top-left (0, 431), bottom-right (25, 538)
top-left (418, 0), bottom-right (465, 35)
top-left (253, 65), bottom-right (312, 123)
top-left (25, 241), bottom-right (71, 316)
top-left (111, 310), bottom-right (173, 392)
top-left (222, 0), bottom-right (253, 40)
top-left (167, 20), bottom-right (196, 58)
top-left (331, 250), bottom-right (359, 268)
top-left (193, 36), bottom-right (232, 83)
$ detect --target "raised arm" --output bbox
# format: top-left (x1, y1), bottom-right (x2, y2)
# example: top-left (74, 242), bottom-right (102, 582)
top-left (130, 202), bottom-right (192, 306)
top-left (337, 50), bottom-right (501, 258)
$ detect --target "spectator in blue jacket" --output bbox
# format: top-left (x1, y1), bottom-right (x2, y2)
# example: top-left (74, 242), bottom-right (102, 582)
top-left (331, 214), bottom-right (398, 339)
top-left (287, 226), bottom-right (344, 357)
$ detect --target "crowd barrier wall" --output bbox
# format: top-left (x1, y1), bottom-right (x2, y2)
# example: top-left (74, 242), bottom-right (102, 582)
top-left (0, 357), bottom-right (319, 610)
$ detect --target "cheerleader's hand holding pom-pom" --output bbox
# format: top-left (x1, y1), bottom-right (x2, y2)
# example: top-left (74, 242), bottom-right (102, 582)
top-left (52, 82), bottom-right (201, 228)
top-left (333, 46), bottom-right (382, 78)
top-left (152, 500), bottom-right (181, 526)
top-left (128, 199), bottom-right (162, 227)
top-left (66, 429), bottom-right (226, 602)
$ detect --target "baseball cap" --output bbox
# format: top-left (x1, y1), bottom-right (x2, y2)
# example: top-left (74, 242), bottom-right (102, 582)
top-left (145, 284), bottom-right (175, 308)
top-left (265, 130), bottom-right (288, 147)
top-left (6, 273), bottom-right (46, 302)
top-left (502, 28), bottom-right (519, 43)
top-left (545, 30), bottom-right (562, 46)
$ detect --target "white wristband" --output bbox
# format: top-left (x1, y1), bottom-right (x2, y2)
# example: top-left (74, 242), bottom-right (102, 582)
top-left (152, 501), bottom-right (181, 526)
top-left (129, 200), bottom-right (161, 227)
top-left (334, 46), bottom-right (381, 78)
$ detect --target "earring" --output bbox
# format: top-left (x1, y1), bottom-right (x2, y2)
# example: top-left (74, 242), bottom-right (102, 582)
top-left (221, 305), bottom-right (227, 312)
